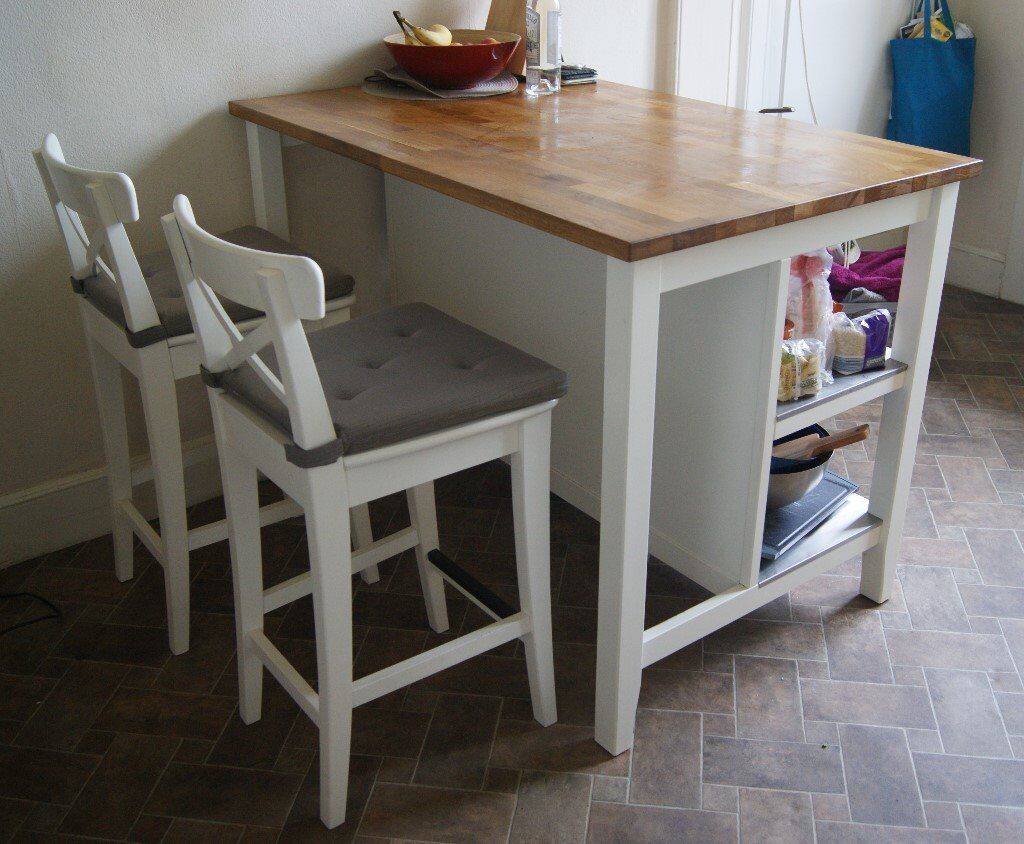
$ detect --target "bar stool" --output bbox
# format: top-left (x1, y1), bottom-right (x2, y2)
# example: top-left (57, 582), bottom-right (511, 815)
top-left (163, 193), bottom-right (565, 828)
top-left (33, 134), bottom-right (378, 654)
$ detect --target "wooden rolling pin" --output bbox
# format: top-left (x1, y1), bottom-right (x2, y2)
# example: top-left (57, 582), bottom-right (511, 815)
top-left (772, 424), bottom-right (869, 460)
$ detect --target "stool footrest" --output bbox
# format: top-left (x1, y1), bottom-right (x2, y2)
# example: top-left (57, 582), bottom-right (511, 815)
top-left (427, 549), bottom-right (516, 620)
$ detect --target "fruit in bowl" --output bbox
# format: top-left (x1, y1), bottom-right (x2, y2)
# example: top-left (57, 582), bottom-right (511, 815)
top-left (387, 12), bottom-right (520, 90)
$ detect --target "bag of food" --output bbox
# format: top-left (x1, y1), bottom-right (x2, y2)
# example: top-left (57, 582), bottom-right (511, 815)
top-left (831, 309), bottom-right (892, 376)
top-left (788, 250), bottom-right (835, 350)
top-left (778, 338), bottom-right (826, 402)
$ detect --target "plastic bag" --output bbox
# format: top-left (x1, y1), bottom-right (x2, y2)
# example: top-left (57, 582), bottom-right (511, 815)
top-left (831, 309), bottom-right (892, 376)
top-left (787, 250), bottom-right (836, 383)
top-left (779, 338), bottom-right (826, 402)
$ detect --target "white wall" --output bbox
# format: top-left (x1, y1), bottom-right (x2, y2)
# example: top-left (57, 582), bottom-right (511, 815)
top-left (946, 0), bottom-right (1024, 302)
top-left (0, 0), bottom-right (670, 562)
top-left (678, 0), bottom-right (906, 135)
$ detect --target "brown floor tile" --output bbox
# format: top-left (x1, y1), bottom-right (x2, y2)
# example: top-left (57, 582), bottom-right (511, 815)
top-left (413, 693), bottom-right (501, 789)
top-left (0, 746), bottom-right (99, 804)
top-left (884, 628), bottom-right (1016, 671)
top-left (586, 802), bottom-right (737, 843)
top-left (58, 733), bottom-right (179, 838)
top-left (900, 566), bottom-right (972, 632)
top-left (702, 736), bottom-right (844, 793)
top-left (358, 782), bottom-right (515, 843)
top-left (840, 723), bottom-right (924, 827)
top-left (637, 668), bottom-right (734, 713)
top-left (489, 720), bottom-right (630, 776)
top-left (822, 606), bottom-right (893, 683)
top-left (738, 788), bottom-right (814, 844)
top-left (143, 762), bottom-right (302, 827)
top-left (900, 537), bottom-right (976, 567)
top-left (734, 655), bottom-right (803, 742)
top-left (629, 709), bottom-right (701, 808)
top-left (965, 528), bottom-right (1024, 586)
top-left (162, 818), bottom-right (246, 842)
top-left (509, 771), bottom-right (591, 843)
top-left (52, 620), bottom-right (169, 668)
top-left (13, 660), bottom-right (127, 751)
top-left (280, 753), bottom-right (379, 841)
top-left (92, 687), bottom-right (236, 741)
top-left (0, 675), bottom-right (54, 722)
top-left (914, 752), bottom-right (1024, 806)
top-left (207, 681), bottom-right (299, 770)
top-left (704, 618), bottom-right (826, 661)
top-left (800, 678), bottom-right (936, 729)
top-left (814, 820), bottom-right (965, 842)
top-left (960, 804), bottom-right (1024, 841)
top-left (925, 668), bottom-right (1012, 758)
top-left (958, 583), bottom-right (1024, 619)
top-left (936, 456), bottom-right (1000, 503)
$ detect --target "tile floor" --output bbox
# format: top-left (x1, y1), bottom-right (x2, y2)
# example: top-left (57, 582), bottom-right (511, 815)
top-left (2, 287), bottom-right (1024, 842)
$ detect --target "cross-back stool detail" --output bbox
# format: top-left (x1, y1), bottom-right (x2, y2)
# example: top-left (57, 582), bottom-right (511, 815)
top-left (33, 134), bottom-right (369, 655)
top-left (164, 194), bottom-right (562, 828)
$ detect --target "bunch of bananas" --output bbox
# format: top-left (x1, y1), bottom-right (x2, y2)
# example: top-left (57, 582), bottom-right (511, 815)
top-left (393, 11), bottom-right (454, 46)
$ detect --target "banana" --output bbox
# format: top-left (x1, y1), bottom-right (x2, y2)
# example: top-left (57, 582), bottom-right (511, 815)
top-left (411, 23), bottom-right (452, 47)
top-left (404, 33), bottom-right (423, 45)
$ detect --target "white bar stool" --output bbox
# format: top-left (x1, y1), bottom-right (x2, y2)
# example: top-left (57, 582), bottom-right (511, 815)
top-left (33, 134), bottom-right (377, 654)
top-left (163, 193), bottom-right (564, 828)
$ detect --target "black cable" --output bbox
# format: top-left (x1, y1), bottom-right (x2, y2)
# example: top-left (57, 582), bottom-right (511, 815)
top-left (0, 592), bottom-right (62, 636)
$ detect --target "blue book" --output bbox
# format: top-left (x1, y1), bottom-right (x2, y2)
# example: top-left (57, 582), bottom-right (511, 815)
top-left (761, 472), bottom-right (859, 561)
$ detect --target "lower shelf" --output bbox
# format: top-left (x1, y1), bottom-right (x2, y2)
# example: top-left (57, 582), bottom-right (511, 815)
top-left (758, 493), bottom-right (881, 586)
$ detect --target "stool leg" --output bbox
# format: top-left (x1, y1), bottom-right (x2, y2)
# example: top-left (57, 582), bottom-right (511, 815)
top-left (218, 438), bottom-right (265, 723)
top-left (84, 336), bottom-right (134, 582)
top-left (351, 505), bottom-right (380, 584)
top-left (407, 483), bottom-right (450, 633)
top-left (137, 348), bottom-right (190, 655)
top-left (512, 412), bottom-right (557, 726)
top-left (305, 469), bottom-right (355, 829)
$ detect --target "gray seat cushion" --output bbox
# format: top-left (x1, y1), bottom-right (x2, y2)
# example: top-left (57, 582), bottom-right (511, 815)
top-left (77, 226), bottom-right (355, 347)
top-left (211, 302), bottom-right (568, 464)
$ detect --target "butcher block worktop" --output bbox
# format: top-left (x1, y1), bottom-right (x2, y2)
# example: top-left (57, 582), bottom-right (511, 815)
top-left (230, 81), bottom-right (981, 262)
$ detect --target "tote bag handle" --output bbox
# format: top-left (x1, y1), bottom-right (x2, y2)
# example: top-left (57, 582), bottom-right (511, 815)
top-left (922, 0), bottom-right (959, 41)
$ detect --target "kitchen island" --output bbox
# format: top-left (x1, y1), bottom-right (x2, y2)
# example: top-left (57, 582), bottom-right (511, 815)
top-left (229, 81), bottom-right (980, 754)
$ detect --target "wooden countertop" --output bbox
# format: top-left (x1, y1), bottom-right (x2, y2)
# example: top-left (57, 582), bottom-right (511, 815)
top-left (230, 81), bottom-right (981, 262)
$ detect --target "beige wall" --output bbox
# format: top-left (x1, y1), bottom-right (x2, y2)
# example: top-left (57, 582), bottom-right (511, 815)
top-left (0, 0), bottom-right (671, 558)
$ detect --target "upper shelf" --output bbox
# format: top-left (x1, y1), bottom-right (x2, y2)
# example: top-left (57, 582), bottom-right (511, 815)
top-left (775, 356), bottom-right (908, 438)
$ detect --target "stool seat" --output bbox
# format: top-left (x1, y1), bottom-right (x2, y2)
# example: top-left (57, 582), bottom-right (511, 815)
top-left (77, 225), bottom-right (355, 347)
top-left (212, 302), bottom-right (569, 464)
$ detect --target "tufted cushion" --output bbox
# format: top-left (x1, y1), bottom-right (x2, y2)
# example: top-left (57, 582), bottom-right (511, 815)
top-left (212, 302), bottom-right (568, 464)
top-left (76, 226), bottom-right (355, 347)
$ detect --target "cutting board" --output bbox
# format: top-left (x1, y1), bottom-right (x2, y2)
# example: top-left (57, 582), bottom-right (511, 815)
top-left (487, 0), bottom-right (526, 77)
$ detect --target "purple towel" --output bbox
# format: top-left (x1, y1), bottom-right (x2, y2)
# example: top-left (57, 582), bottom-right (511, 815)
top-left (829, 246), bottom-right (906, 301)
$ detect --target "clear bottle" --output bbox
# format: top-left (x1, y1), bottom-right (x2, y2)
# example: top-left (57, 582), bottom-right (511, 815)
top-left (525, 0), bottom-right (561, 96)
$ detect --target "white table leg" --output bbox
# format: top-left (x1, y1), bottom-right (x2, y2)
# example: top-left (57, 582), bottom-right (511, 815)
top-left (861, 183), bottom-right (959, 603)
top-left (245, 122), bottom-right (290, 240)
top-left (594, 256), bottom-right (663, 755)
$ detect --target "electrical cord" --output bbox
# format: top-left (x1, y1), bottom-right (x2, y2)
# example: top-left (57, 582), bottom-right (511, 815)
top-left (0, 592), bottom-right (62, 637)
top-left (796, 0), bottom-right (819, 125)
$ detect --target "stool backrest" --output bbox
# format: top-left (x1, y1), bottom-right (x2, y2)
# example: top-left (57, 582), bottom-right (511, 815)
top-left (34, 134), bottom-right (161, 335)
top-left (161, 194), bottom-right (336, 452)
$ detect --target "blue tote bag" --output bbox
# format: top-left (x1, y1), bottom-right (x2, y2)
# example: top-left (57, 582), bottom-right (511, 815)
top-left (887, 0), bottom-right (975, 155)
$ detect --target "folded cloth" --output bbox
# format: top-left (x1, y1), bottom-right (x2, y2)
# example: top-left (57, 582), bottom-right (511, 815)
top-left (829, 246), bottom-right (906, 302)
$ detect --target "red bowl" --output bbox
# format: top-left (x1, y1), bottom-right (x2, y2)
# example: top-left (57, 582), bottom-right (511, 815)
top-left (384, 29), bottom-right (520, 90)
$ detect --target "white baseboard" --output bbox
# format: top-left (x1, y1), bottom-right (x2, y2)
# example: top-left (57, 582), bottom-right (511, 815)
top-left (946, 242), bottom-right (1006, 298)
top-left (0, 438), bottom-right (223, 568)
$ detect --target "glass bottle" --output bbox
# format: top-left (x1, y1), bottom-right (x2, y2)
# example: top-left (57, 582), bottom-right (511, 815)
top-left (525, 0), bottom-right (561, 96)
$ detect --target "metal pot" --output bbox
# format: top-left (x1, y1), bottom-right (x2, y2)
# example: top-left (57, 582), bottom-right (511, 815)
top-left (767, 425), bottom-right (833, 510)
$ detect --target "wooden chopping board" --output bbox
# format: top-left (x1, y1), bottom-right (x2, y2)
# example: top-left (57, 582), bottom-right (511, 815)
top-left (487, 0), bottom-right (526, 77)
